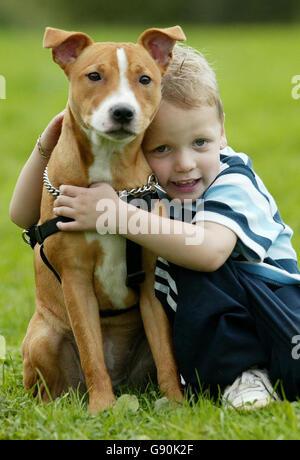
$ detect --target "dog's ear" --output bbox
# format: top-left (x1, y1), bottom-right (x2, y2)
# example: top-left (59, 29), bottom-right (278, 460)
top-left (43, 27), bottom-right (93, 71)
top-left (138, 26), bottom-right (186, 74)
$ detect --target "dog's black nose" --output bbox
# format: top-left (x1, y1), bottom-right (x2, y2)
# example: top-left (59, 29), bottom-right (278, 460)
top-left (111, 105), bottom-right (135, 123)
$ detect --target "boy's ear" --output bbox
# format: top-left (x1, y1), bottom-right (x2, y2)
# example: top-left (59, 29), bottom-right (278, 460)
top-left (43, 27), bottom-right (93, 71)
top-left (138, 26), bottom-right (186, 75)
top-left (220, 115), bottom-right (227, 150)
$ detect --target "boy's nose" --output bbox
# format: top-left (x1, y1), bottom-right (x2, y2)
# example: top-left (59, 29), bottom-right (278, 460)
top-left (174, 150), bottom-right (196, 172)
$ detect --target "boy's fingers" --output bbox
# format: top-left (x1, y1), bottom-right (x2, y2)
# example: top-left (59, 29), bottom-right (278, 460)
top-left (56, 220), bottom-right (80, 232)
top-left (59, 185), bottom-right (81, 197)
top-left (53, 206), bottom-right (75, 219)
top-left (54, 111), bottom-right (65, 128)
top-left (54, 195), bottom-right (73, 207)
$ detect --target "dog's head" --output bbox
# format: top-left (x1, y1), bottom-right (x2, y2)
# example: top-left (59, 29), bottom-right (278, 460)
top-left (43, 26), bottom-right (186, 145)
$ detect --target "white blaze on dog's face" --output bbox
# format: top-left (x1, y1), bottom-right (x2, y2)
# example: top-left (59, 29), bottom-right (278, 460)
top-left (88, 48), bottom-right (140, 142)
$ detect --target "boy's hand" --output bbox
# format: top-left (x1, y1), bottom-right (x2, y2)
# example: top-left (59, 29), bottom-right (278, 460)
top-left (53, 182), bottom-right (119, 232)
top-left (39, 110), bottom-right (65, 156)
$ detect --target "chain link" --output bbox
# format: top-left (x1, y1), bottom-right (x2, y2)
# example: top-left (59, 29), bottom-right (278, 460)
top-left (43, 167), bottom-right (61, 197)
top-left (43, 167), bottom-right (166, 199)
top-left (118, 173), bottom-right (166, 198)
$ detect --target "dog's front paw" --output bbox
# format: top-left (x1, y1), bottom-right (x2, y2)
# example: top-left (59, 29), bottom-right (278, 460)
top-left (159, 375), bottom-right (185, 405)
top-left (88, 392), bottom-right (116, 413)
top-left (165, 389), bottom-right (185, 406)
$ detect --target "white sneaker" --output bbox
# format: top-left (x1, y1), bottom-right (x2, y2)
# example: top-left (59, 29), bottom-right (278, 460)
top-left (222, 368), bottom-right (281, 410)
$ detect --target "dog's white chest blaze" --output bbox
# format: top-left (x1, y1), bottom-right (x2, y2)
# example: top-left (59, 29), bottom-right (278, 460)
top-left (85, 232), bottom-right (129, 309)
top-left (88, 144), bottom-right (113, 183)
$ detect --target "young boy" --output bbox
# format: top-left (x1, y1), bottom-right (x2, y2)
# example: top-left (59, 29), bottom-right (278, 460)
top-left (10, 45), bottom-right (300, 410)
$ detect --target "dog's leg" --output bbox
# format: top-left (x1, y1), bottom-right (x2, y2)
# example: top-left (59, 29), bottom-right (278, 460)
top-left (61, 271), bottom-right (115, 413)
top-left (140, 251), bottom-right (184, 404)
top-left (22, 310), bottom-right (86, 401)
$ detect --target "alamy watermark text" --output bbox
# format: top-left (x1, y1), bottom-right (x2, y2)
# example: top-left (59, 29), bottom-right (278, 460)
top-left (95, 197), bottom-right (204, 246)
top-left (0, 75), bottom-right (6, 99)
top-left (291, 75), bottom-right (300, 100)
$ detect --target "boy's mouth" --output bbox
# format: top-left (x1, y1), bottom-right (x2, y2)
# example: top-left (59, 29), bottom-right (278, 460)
top-left (170, 178), bottom-right (201, 192)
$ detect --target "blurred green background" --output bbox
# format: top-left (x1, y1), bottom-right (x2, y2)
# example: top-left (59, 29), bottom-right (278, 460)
top-left (0, 0), bottom-right (299, 346)
top-left (0, 0), bottom-right (300, 27)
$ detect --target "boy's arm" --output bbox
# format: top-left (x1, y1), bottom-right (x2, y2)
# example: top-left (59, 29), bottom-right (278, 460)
top-left (117, 200), bottom-right (237, 272)
top-left (9, 112), bottom-right (64, 229)
top-left (53, 185), bottom-right (237, 272)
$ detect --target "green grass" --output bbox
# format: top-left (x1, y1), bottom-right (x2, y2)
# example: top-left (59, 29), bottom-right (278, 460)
top-left (2, 352), bottom-right (300, 440)
top-left (0, 23), bottom-right (300, 440)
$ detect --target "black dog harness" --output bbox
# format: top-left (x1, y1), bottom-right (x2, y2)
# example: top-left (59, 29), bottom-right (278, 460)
top-left (23, 189), bottom-right (159, 318)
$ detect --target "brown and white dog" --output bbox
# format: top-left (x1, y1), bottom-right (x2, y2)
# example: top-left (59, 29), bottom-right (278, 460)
top-left (22, 26), bottom-right (186, 413)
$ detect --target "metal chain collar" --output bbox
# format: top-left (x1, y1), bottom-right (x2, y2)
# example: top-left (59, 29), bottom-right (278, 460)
top-left (118, 173), bottom-right (166, 198)
top-left (43, 167), bottom-right (60, 197)
top-left (43, 167), bottom-right (166, 199)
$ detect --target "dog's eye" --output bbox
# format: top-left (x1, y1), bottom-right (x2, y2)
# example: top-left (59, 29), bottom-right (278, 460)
top-left (87, 72), bottom-right (102, 81)
top-left (139, 75), bottom-right (152, 86)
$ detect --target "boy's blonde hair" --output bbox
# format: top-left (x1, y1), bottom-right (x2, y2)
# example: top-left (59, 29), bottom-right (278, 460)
top-left (162, 44), bottom-right (224, 122)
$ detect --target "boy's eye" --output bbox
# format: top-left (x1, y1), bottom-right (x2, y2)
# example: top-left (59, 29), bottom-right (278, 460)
top-left (154, 145), bottom-right (169, 153)
top-left (194, 139), bottom-right (206, 147)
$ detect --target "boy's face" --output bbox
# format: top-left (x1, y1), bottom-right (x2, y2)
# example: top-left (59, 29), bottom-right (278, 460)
top-left (143, 100), bottom-right (227, 202)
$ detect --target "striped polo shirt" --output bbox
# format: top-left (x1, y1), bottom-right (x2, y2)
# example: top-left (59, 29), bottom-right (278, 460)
top-left (155, 146), bottom-right (300, 312)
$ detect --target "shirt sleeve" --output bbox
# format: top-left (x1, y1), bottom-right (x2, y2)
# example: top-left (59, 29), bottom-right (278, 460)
top-left (192, 164), bottom-right (285, 262)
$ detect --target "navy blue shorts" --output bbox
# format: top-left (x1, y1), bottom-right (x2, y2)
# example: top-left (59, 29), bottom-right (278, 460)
top-left (155, 259), bottom-right (300, 400)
